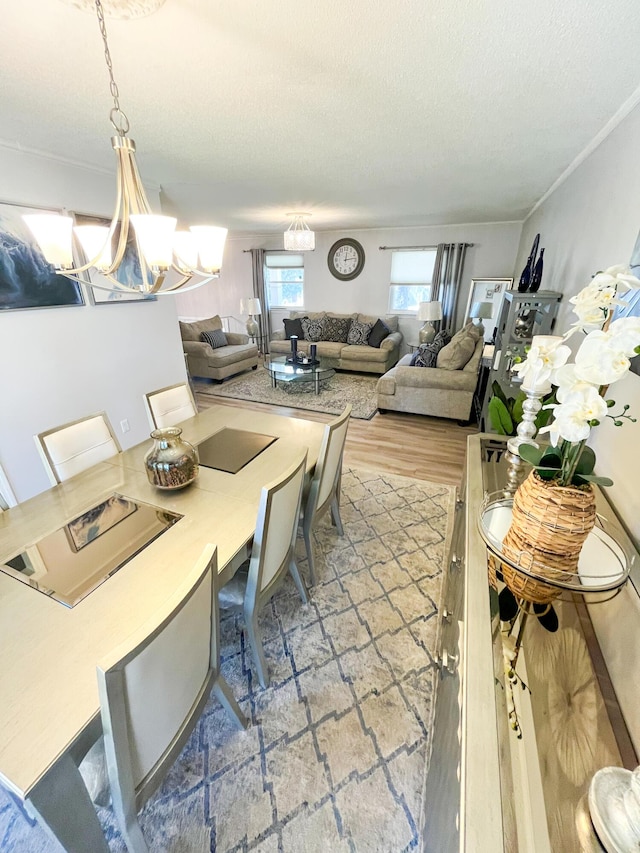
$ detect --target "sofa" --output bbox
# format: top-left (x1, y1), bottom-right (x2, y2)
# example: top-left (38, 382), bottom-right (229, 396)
top-left (269, 311), bottom-right (402, 375)
top-left (376, 331), bottom-right (484, 420)
top-left (180, 315), bottom-right (259, 381)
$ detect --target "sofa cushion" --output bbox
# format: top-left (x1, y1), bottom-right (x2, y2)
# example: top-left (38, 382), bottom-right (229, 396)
top-left (314, 341), bottom-right (346, 359)
top-left (411, 330), bottom-right (451, 367)
top-left (204, 343), bottom-right (259, 367)
top-left (323, 316), bottom-right (352, 343)
top-left (368, 318), bottom-right (391, 348)
top-left (436, 329), bottom-right (477, 370)
top-left (283, 317), bottom-right (306, 340)
top-left (201, 328), bottom-right (228, 349)
top-left (301, 317), bottom-right (324, 342)
top-left (341, 344), bottom-right (389, 363)
top-left (179, 315), bottom-right (223, 342)
top-left (347, 318), bottom-right (373, 345)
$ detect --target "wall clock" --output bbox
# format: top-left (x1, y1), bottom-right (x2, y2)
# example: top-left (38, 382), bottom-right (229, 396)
top-left (327, 238), bottom-right (365, 281)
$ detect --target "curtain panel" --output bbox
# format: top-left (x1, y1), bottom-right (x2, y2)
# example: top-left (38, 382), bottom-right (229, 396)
top-left (250, 248), bottom-right (269, 353)
top-left (432, 243), bottom-right (470, 333)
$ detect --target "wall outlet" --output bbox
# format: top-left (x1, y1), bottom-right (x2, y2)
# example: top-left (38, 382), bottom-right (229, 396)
top-left (120, 418), bottom-right (130, 434)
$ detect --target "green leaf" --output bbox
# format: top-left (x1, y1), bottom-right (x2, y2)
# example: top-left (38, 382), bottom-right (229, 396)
top-left (512, 392), bottom-right (525, 425)
top-left (574, 446), bottom-right (596, 476)
top-left (491, 381), bottom-right (509, 408)
top-left (488, 396), bottom-right (514, 435)
top-left (518, 444), bottom-right (543, 466)
top-left (575, 473), bottom-right (614, 487)
top-left (540, 448), bottom-right (562, 467)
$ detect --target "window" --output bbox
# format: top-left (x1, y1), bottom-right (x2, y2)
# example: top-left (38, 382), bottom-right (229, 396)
top-left (388, 248), bottom-right (437, 313)
top-left (265, 253), bottom-right (304, 308)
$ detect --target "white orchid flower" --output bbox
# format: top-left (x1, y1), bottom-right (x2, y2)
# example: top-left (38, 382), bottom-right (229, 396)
top-left (540, 386), bottom-right (607, 445)
top-left (513, 335), bottom-right (571, 392)
top-left (553, 363), bottom-right (596, 402)
top-left (592, 264), bottom-right (640, 292)
top-left (574, 331), bottom-right (630, 386)
top-left (568, 282), bottom-right (618, 333)
top-left (606, 316), bottom-right (640, 357)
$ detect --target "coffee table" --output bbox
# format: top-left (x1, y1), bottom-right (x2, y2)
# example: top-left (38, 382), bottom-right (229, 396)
top-left (265, 356), bottom-right (335, 395)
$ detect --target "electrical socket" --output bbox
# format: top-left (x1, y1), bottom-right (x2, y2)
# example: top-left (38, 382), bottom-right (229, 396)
top-left (120, 419), bottom-right (130, 434)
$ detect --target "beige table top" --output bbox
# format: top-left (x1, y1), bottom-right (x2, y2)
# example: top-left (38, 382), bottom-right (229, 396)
top-left (0, 405), bottom-right (325, 799)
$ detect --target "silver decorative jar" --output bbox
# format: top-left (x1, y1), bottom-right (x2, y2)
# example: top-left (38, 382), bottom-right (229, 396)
top-left (144, 427), bottom-right (198, 490)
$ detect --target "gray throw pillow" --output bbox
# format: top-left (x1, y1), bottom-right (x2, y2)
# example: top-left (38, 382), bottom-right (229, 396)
top-left (283, 317), bottom-right (306, 339)
top-left (368, 318), bottom-right (391, 348)
top-left (301, 317), bottom-right (324, 342)
top-left (201, 329), bottom-right (228, 349)
top-left (323, 316), bottom-right (352, 343)
top-left (347, 319), bottom-right (373, 345)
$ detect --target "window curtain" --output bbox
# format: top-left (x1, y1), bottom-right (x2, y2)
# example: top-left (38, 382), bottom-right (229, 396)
top-left (250, 248), bottom-right (269, 353)
top-left (432, 243), bottom-right (470, 334)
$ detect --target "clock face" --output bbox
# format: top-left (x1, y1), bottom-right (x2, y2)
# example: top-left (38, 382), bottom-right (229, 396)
top-left (328, 239), bottom-right (365, 281)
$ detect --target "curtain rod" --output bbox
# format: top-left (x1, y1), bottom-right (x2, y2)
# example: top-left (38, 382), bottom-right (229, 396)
top-left (379, 243), bottom-right (474, 251)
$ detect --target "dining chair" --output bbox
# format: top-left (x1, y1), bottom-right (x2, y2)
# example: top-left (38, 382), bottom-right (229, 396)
top-left (219, 449), bottom-right (308, 689)
top-left (0, 462), bottom-right (17, 510)
top-left (301, 404), bottom-right (352, 585)
top-left (96, 544), bottom-right (247, 853)
top-left (143, 382), bottom-right (197, 430)
top-left (35, 412), bottom-right (122, 485)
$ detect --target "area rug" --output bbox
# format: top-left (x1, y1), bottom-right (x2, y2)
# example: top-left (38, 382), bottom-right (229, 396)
top-left (194, 368), bottom-right (379, 420)
top-left (0, 468), bottom-right (454, 853)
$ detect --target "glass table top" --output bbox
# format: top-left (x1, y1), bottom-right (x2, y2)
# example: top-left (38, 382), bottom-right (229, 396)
top-left (0, 494), bottom-right (182, 607)
top-left (265, 356), bottom-right (335, 382)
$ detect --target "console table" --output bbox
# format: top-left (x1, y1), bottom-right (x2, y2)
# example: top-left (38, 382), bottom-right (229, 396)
top-left (423, 434), bottom-right (639, 852)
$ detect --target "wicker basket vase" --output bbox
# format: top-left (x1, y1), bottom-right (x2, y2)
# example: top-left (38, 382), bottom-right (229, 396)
top-left (500, 471), bottom-right (597, 604)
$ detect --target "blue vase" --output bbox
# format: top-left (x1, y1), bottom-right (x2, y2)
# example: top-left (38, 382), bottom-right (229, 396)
top-left (529, 248), bottom-right (544, 292)
top-left (518, 233), bottom-right (540, 292)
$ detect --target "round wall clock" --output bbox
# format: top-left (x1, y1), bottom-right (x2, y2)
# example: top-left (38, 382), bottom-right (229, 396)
top-left (327, 238), bottom-right (365, 281)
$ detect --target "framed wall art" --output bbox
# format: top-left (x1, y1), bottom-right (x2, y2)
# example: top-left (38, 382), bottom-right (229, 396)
top-left (0, 201), bottom-right (85, 311)
top-left (73, 212), bottom-right (156, 304)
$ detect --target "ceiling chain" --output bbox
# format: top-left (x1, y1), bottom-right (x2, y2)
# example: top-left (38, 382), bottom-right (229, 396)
top-left (94, 0), bottom-right (130, 135)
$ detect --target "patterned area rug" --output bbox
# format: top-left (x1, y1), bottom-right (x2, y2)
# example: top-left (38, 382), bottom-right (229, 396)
top-left (0, 468), bottom-right (454, 853)
top-left (194, 368), bottom-right (379, 419)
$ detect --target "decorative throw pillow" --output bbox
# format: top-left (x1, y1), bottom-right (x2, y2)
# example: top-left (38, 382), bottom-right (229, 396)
top-left (301, 317), bottom-right (324, 342)
top-left (347, 318), bottom-right (373, 346)
top-left (368, 318), bottom-right (391, 348)
top-left (436, 330), bottom-right (477, 370)
top-left (283, 317), bottom-right (306, 339)
top-left (200, 329), bottom-right (228, 349)
top-left (323, 316), bottom-right (352, 343)
top-left (411, 330), bottom-right (451, 368)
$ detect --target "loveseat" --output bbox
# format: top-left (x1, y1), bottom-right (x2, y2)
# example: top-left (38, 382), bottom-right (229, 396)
top-left (269, 311), bottom-right (402, 375)
top-left (376, 328), bottom-right (484, 420)
top-left (180, 315), bottom-right (259, 381)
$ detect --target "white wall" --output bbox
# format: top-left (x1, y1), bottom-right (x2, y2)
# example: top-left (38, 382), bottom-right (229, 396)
top-left (175, 221), bottom-right (523, 348)
top-left (514, 103), bottom-right (640, 541)
top-left (0, 147), bottom-right (187, 502)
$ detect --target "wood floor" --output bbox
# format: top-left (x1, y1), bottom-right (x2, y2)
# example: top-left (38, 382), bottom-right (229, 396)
top-left (195, 391), bottom-right (476, 487)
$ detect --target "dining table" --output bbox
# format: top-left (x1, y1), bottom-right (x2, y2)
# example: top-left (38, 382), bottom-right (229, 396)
top-left (0, 404), bottom-right (326, 852)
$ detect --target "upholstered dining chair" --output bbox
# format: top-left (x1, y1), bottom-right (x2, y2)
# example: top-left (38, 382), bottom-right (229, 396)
top-left (35, 412), bottom-right (121, 485)
top-left (301, 404), bottom-right (352, 585)
top-left (144, 382), bottom-right (197, 430)
top-left (218, 450), bottom-right (308, 689)
top-left (96, 545), bottom-right (247, 853)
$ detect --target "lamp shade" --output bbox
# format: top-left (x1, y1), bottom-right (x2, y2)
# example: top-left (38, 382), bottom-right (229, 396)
top-left (130, 214), bottom-right (177, 269)
top-left (240, 297), bottom-right (262, 315)
top-left (417, 301), bottom-right (443, 322)
top-left (470, 301), bottom-right (494, 320)
top-left (24, 214), bottom-right (74, 268)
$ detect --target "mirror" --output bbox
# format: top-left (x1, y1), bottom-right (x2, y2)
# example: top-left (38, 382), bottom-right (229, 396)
top-left (464, 278), bottom-right (514, 342)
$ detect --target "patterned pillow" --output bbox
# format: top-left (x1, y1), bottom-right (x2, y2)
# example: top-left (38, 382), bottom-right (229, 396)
top-left (410, 331), bottom-right (451, 368)
top-left (347, 318), bottom-right (373, 345)
top-left (200, 329), bottom-right (228, 349)
top-left (301, 317), bottom-right (324, 342)
top-left (323, 316), bottom-right (352, 343)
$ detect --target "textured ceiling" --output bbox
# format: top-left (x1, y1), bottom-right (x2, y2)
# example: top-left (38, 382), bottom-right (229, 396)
top-left (1, 0), bottom-right (640, 233)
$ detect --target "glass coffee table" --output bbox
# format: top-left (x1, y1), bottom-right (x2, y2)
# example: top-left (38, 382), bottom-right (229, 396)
top-left (265, 356), bottom-right (335, 395)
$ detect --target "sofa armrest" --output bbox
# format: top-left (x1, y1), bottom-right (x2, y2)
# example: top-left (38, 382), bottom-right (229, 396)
top-left (380, 330), bottom-right (403, 351)
top-left (395, 365), bottom-right (477, 392)
top-left (183, 340), bottom-right (213, 358)
top-left (271, 330), bottom-right (285, 342)
top-left (225, 332), bottom-right (249, 345)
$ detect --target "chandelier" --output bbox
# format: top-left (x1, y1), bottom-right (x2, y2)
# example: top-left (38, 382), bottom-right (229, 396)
top-left (23, 0), bottom-right (227, 295)
top-left (283, 213), bottom-right (315, 252)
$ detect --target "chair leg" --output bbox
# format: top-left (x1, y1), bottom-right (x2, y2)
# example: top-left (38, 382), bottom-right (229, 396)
top-left (289, 558), bottom-right (309, 604)
top-left (302, 522), bottom-right (316, 587)
top-left (213, 675), bottom-right (248, 730)
top-left (246, 612), bottom-right (270, 689)
top-left (330, 496), bottom-right (344, 536)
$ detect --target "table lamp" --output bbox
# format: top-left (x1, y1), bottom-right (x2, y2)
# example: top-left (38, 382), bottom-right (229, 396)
top-left (240, 297), bottom-right (262, 338)
top-left (470, 301), bottom-right (494, 337)
top-left (417, 301), bottom-right (443, 344)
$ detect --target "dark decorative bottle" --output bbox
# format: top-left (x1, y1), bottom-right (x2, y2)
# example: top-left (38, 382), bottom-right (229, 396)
top-left (518, 233), bottom-right (540, 292)
top-left (529, 248), bottom-right (545, 292)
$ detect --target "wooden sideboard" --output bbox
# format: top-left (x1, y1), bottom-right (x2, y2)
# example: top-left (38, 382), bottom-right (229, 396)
top-left (423, 434), bottom-right (640, 852)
